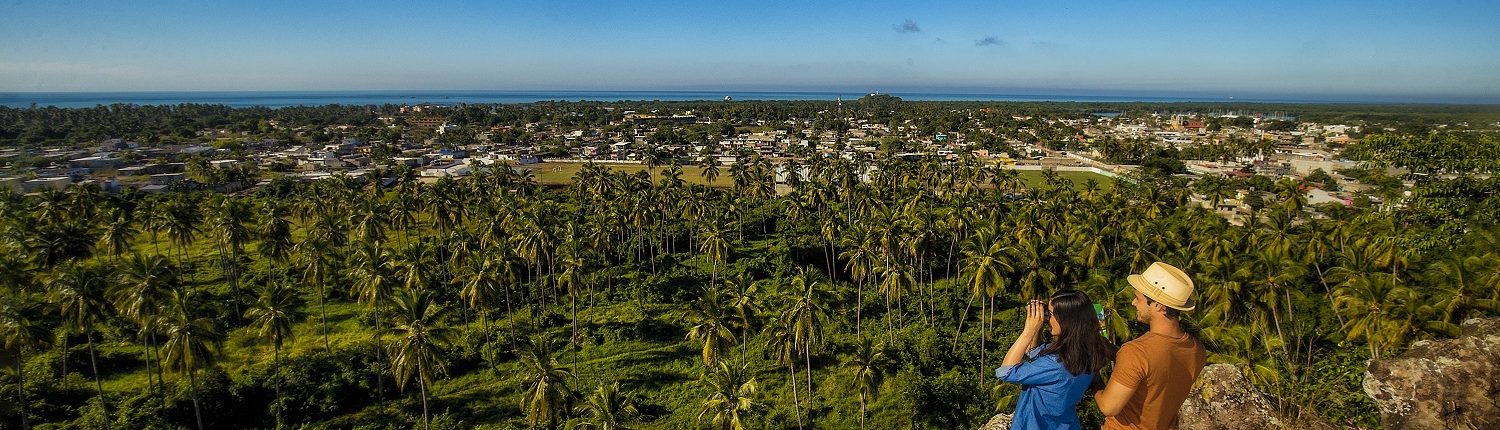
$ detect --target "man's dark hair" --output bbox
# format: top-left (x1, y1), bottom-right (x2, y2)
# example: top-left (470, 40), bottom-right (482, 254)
top-left (1145, 296), bottom-right (1181, 319)
top-left (1041, 289), bottom-right (1117, 390)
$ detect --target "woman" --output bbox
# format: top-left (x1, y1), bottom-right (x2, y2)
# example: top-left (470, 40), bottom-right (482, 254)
top-left (995, 289), bottom-right (1116, 430)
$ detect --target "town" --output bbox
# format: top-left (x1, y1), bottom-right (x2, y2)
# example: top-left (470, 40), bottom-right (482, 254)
top-left (2, 96), bottom-right (1478, 224)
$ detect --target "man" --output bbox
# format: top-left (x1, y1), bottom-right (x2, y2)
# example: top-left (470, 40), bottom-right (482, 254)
top-left (1095, 262), bottom-right (1207, 430)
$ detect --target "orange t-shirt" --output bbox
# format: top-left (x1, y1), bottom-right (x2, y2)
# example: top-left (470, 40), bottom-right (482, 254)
top-left (1102, 331), bottom-right (1207, 430)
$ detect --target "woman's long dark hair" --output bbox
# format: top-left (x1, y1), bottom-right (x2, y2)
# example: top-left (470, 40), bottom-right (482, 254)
top-left (1041, 290), bottom-right (1116, 388)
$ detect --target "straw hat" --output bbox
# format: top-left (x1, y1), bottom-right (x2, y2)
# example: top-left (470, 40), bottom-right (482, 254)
top-left (1127, 262), bottom-right (1196, 311)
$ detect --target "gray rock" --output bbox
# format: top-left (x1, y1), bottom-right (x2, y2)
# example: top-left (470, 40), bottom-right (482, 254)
top-left (978, 413), bottom-right (1012, 430)
top-left (1364, 318), bottom-right (1500, 429)
top-left (1180, 363), bottom-right (1334, 430)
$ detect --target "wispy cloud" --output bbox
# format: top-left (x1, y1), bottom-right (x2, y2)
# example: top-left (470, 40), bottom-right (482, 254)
top-left (975, 36), bottom-right (1004, 47)
top-left (893, 19), bottom-right (921, 34)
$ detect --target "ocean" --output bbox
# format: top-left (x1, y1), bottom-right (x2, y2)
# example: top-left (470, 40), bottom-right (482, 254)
top-left (0, 90), bottom-right (1364, 109)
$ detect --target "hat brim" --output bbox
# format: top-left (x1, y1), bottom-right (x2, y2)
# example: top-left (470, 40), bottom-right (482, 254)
top-left (1127, 274), bottom-right (1196, 311)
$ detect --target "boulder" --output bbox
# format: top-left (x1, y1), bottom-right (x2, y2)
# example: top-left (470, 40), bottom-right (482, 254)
top-left (1179, 363), bottom-right (1334, 430)
top-left (978, 413), bottom-right (1012, 430)
top-left (1364, 318), bottom-right (1500, 429)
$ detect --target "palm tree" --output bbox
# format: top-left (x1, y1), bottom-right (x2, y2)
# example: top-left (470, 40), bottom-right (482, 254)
top-left (780, 267), bottom-right (834, 425)
top-left (160, 296), bottom-right (225, 430)
top-left (47, 263), bottom-right (115, 430)
top-left (521, 337), bottom-right (575, 429)
top-left (849, 337), bottom-right (888, 430)
top-left (99, 208), bottom-right (138, 262)
top-left (572, 382), bottom-right (641, 430)
top-left (244, 282), bottom-right (308, 430)
top-left (257, 201), bottom-right (294, 281)
top-left (208, 197), bottom-right (253, 319)
top-left (698, 222), bottom-right (731, 287)
top-left (699, 155), bottom-right (722, 185)
top-left (957, 224), bottom-right (1013, 377)
top-left (459, 257), bottom-right (507, 355)
top-left (698, 361), bottom-right (758, 430)
top-left (349, 241), bottom-right (393, 401)
top-left (1419, 255), bottom-right (1500, 336)
top-left (683, 287), bottom-right (739, 367)
top-left (111, 254), bottom-right (178, 394)
top-left (0, 290), bottom-right (54, 430)
top-left (1331, 272), bottom-right (1416, 359)
top-left (1233, 248), bottom-right (1306, 347)
top-left (387, 288), bottom-right (454, 430)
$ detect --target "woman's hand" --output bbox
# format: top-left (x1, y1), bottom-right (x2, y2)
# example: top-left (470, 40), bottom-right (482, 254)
top-left (1023, 300), bottom-right (1047, 333)
top-left (1001, 300), bottom-right (1049, 368)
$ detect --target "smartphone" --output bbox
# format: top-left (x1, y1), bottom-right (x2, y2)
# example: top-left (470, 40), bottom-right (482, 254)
top-left (1094, 304), bottom-right (1107, 338)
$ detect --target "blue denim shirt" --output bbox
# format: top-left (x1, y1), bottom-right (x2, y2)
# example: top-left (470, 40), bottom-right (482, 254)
top-left (995, 344), bottom-right (1094, 430)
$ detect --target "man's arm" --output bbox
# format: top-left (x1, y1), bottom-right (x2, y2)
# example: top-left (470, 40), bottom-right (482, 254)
top-left (1094, 379), bottom-right (1137, 417)
top-left (1096, 342), bottom-right (1144, 417)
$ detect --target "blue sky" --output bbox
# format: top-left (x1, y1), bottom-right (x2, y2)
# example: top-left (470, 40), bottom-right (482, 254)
top-left (2, 0), bottom-right (1498, 101)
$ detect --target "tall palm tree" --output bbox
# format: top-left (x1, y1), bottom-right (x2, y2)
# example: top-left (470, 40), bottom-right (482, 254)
top-left (572, 382), bottom-right (641, 430)
top-left (698, 222), bottom-right (731, 287)
top-left (208, 197), bottom-right (253, 319)
top-left (683, 287), bottom-right (739, 367)
top-left (160, 296), bottom-right (225, 430)
top-left (349, 241), bottom-right (393, 401)
top-left (780, 267), bottom-right (834, 425)
top-left (849, 337), bottom-right (888, 430)
top-left (257, 201), bottom-right (294, 281)
top-left (99, 208), bottom-right (138, 262)
top-left (0, 290), bottom-right (54, 430)
top-left (111, 254), bottom-right (179, 394)
top-left (459, 257), bottom-right (506, 354)
top-left (47, 263), bottom-right (115, 430)
top-left (699, 155), bottom-right (722, 185)
top-left (957, 224), bottom-right (1013, 377)
top-left (387, 288), bottom-right (454, 430)
top-left (244, 282), bottom-right (308, 430)
top-left (698, 361), bottom-right (758, 430)
top-left (521, 337), bottom-right (574, 429)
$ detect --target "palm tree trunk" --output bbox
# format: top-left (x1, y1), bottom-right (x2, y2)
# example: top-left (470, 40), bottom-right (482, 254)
top-left (788, 363), bottom-right (803, 430)
top-left (419, 358), bottom-right (430, 430)
top-left (273, 344), bottom-right (283, 430)
top-left (859, 391), bottom-right (867, 430)
top-left (150, 334), bottom-right (165, 391)
top-left (189, 368), bottom-right (204, 430)
top-left (953, 293), bottom-right (975, 353)
top-left (88, 333), bottom-right (111, 430)
top-left (505, 283), bottom-right (517, 351)
top-left (856, 278), bottom-right (864, 338)
top-left (318, 273), bottom-right (329, 350)
top-left (980, 299), bottom-right (987, 381)
top-left (804, 342), bottom-right (814, 426)
top-left (58, 337), bottom-right (67, 389)
top-left (373, 306), bottom-right (384, 403)
top-left (16, 351), bottom-right (28, 430)
top-left (1314, 262), bottom-right (1346, 327)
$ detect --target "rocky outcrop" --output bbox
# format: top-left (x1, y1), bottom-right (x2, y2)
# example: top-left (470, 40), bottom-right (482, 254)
top-left (978, 413), bottom-right (1012, 430)
top-left (1179, 363), bottom-right (1334, 430)
top-left (1364, 318), bottom-right (1500, 429)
